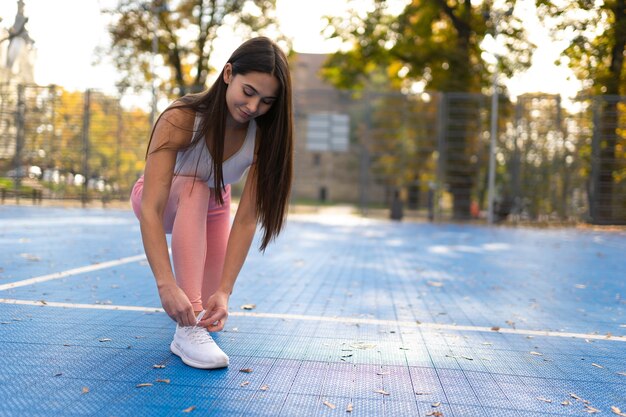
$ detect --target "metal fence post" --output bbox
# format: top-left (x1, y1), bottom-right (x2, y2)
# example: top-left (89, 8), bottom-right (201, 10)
top-left (81, 89), bottom-right (91, 208)
top-left (359, 92), bottom-right (371, 216)
top-left (435, 92), bottom-right (447, 221)
top-left (13, 84), bottom-right (26, 204)
top-left (588, 97), bottom-right (601, 222)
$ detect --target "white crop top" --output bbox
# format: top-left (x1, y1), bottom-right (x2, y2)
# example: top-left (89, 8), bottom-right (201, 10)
top-left (174, 115), bottom-right (256, 186)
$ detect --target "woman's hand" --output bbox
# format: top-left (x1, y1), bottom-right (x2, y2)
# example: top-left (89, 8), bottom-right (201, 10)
top-left (198, 290), bottom-right (230, 332)
top-left (158, 284), bottom-right (196, 327)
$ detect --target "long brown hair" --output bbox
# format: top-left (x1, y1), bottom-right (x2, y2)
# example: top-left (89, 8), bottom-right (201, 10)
top-left (147, 37), bottom-right (293, 251)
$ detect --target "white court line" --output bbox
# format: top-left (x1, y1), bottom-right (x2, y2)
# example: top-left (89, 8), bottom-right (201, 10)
top-left (0, 254), bottom-right (147, 292)
top-left (0, 298), bottom-right (624, 343)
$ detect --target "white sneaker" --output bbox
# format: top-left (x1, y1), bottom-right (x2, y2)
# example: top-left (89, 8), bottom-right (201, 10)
top-left (170, 312), bottom-right (229, 369)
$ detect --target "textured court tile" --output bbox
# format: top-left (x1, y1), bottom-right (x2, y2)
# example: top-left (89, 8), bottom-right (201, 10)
top-left (1, 207), bottom-right (626, 416)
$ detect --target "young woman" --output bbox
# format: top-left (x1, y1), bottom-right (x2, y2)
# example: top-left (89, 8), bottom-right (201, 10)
top-left (130, 37), bottom-right (293, 369)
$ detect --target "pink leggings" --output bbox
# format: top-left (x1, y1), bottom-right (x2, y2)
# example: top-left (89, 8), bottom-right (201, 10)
top-left (130, 175), bottom-right (231, 311)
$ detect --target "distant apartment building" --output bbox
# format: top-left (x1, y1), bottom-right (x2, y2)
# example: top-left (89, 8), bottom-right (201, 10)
top-left (290, 53), bottom-right (384, 205)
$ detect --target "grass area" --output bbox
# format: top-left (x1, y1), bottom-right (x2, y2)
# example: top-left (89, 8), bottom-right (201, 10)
top-left (0, 177), bottom-right (37, 194)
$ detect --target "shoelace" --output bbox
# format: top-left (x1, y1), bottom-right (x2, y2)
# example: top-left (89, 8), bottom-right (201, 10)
top-left (178, 310), bottom-right (214, 344)
top-left (185, 326), bottom-right (215, 345)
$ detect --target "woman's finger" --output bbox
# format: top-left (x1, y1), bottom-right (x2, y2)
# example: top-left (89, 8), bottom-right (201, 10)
top-left (207, 318), bottom-right (226, 332)
top-left (198, 309), bottom-right (227, 328)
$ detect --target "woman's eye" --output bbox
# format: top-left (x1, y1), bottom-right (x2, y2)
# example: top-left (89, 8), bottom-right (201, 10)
top-left (243, 88), bottom-right (254, 96)
top-left (262, 99), bottom-right (275, 105)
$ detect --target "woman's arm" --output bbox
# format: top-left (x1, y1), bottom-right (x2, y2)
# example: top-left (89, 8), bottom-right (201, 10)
top-left (139, 108), bottom-right (198, 327)
top-left (199, 162), bottom-right (259, 331)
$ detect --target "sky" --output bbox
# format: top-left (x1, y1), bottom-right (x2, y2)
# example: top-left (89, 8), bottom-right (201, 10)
top-left (0, 0), bottom-right (581, 98)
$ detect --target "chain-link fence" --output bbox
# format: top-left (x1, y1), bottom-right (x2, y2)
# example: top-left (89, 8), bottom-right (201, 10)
top-left (293, 89), bottom-right (626, 224)
top-left (1, 82), bottom-right (625, 224)
top-left (0, 83), bottom-right (149, 206)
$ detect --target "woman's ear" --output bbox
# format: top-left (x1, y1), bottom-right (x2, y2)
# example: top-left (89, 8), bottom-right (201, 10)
top-left (223, 63), bottom-right (233, 84)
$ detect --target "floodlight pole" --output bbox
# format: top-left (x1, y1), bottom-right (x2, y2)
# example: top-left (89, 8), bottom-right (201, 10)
top-left (486, 12), bottom-right (500, 226)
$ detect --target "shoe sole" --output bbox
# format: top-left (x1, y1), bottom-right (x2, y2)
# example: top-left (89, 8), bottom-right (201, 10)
top-left (170, 341), bottom-right (229, 369)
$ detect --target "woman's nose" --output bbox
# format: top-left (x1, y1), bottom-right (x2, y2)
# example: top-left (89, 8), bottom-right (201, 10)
top-left (246, 97), bottom-right (260, 114)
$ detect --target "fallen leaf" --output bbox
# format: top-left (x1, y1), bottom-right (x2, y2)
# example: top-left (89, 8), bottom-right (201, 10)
top-left (461, 356), bottom-right (473, 361)
top-left (491, 326), bottom-right (500, 331)
top-left (584, 405), bottom-right (601, 414)
top-left (426, 412), bottom-right (443, 416)
top-left (341, 354), bottom-right (353, 358)
top-left (99, 338), bottom-right (112, 342)
top-left (432, 402), bottom-right (441, 407)
top-left (350, 342), bottom-right (377, 350)
top-left (81, 387), bottom-right (90, 394)
top-left (39, 300), bottom-right (47, 305)
top-left (612, 406), bottom-right (626, 416)
top-left (537, 397), bottom-right (552, 403)
top-left (617, 372), bottom-right (626, 376)
top-left (153, 364), bottom-right (166, 369)
top-left (591, 363), bottom-right (604, 368)
top-left (136, 383), bottom-right (153, 388)
top-left (155, 379), bottom-right (170, 384)
top-left (530, 351), bottom-right (543, 356)
top-left (562, 400), bottom-right (571, 406)
top-left (570, 393), bottom-right (582, 401)
top-left (240, 304), bottom-right (256, 310)
top-left (374, 389), bottom-right (390, 395)
top-left (575, 284), bottom-right (587, 289)
top-left (482, 342), bottom-right (493, 346)
top-left (415, 392), bottom-right (432, 395)
top-left (376, 371), bottom-right (390, 376)
top-left (505, 320), bottom-right (516, 329)
top-left (239, 368), bottom-right (253, 373)
top-left (259, 384), bottom-right (269, 391)
top-left (20, 253), bottom-right (41, 262)
top-left (346, 403), bottom-right (353, 412)
top-left (240, 381), bottom-right (250, 387)
top-left (399, 347), bottom-right (410, 350)
top-left (54, 372), bottom-right (63, 377)
top-left (182, 406), bottom-right (196, 413)
top-left (427, 281), bottom-right (444, 287)
top-left (323, 400), bottom-right (336, 409)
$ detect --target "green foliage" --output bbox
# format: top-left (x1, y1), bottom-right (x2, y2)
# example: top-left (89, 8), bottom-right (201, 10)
top-left (102, 0), bottom-right (284, 97)
top-left (321, 0), bottom-right (534, 94)
top-left (536, 0), bottom-right (626, 95)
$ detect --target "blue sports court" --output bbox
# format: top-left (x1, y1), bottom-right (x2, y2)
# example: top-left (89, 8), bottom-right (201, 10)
top-left (0, 205), bottom-right (624, 416)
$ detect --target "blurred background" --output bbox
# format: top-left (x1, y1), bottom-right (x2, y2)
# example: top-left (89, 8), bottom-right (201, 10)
top-left (0, 0), bottom-right (624, 225)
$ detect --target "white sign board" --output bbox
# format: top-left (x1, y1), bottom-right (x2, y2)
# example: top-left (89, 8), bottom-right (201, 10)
top-left (306, 112), bottom-right (349, 152)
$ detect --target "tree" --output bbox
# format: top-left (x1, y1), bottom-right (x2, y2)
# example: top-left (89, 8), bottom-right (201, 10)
top-left (536, 0), bottom-right (626, 223)
top-left (102, 0), bottom-right (282, 97)
top-left (322, 0), bottom-right (534, 219)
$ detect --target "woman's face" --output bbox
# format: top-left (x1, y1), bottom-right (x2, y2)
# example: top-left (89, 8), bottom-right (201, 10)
top-left (224, 64), bottom-right (280, 125)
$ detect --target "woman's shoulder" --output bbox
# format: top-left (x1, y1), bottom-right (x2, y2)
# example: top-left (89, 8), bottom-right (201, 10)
top-left (160, 103), bottom-right (197, 128)
top-left (151, 104), bottom-right (199, 150)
